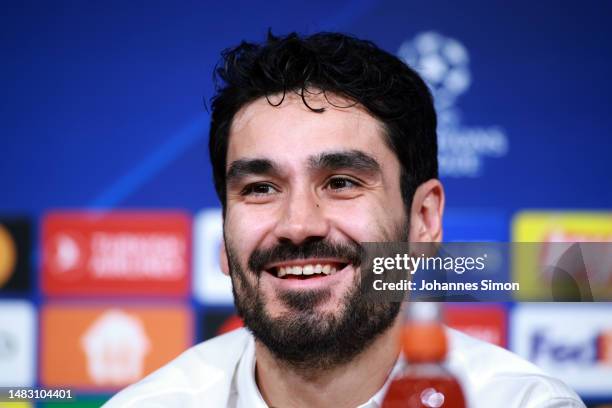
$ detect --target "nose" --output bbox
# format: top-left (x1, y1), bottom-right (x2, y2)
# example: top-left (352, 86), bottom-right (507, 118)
top-left (273, 188), bottom-right (330, 245)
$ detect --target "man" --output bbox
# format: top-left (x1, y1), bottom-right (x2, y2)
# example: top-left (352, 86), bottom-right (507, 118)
top-left (106, 32), bottom-right (584, 407)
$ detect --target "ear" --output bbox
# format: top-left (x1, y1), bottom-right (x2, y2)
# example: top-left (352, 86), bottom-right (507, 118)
top-left (408, 179), bottom-right (445, 243)
top-left (219, 241), bottom-right (230, 276)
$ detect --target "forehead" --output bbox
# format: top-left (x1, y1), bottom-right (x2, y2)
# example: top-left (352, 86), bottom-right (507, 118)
top-left (227, 92), bottom-right (391, 164)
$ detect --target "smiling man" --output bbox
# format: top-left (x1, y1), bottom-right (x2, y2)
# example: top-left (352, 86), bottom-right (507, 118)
top-left (106, 32), bottom-right (584, 408)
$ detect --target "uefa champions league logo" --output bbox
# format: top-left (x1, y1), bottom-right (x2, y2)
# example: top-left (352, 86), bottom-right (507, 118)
top-left (398, 32), bottom-right (509, 177)
top-left (398, 32), bottom-right (471, 111)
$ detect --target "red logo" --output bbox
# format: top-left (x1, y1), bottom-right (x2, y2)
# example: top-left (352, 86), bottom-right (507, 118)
top-left (444, 304), bottom-right (507, 347)
top-left (598, 330), bottom-right (612, 364)
top-left (42, 211), bottom-right (191, 296)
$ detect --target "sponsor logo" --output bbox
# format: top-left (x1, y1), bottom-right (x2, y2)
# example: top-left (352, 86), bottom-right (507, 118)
top-left (46, 231), bottom-right (87, 281)
top-left (193, 209), bottom-right (233, 305)
top-left (511, 304), bottom-right (612, 396)
top-left (513, 211), bottom-right (612, 243)
top-left (41, 304), bottom-right (192, 389)
top-left (512, 212), bottom-right (612, 300)
top-left (0, 301), bottom-right (36, 387)
top-left (0, 218), bottom-right (31, 292)
top-left (0, 330), bottom-right (18, 359)
top-left (81, 310), bottom-right (151, 385)
top-left (42, 211), bottom-right (191, 296)
top-left (599, 331), bottom-right (612, 363)
top-left (529, 329), bottom-right (612, 366)
top-left (398, 31), bottom-right (509, 177)
top-left (0, 224), bottom-right (17, 288)
top-left (444, 304), bottom-right (506, 347)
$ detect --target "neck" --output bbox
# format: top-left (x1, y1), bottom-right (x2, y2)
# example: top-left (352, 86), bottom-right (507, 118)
top-left (254, 316), bottom-right (402, 408)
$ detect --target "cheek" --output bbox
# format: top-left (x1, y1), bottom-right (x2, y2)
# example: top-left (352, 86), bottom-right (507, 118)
top-left (225, 206), bottom-right (278, 255)
top-left (326, 199), bottom-right (406, 241)
top-left (326, 203), bottom-right (382, 236)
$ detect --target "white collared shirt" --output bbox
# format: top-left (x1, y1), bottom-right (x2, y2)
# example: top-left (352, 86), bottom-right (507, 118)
top-left (105, 328), bottom-right (585, 408)
top-left (233, 335), bottom-right (400, 408)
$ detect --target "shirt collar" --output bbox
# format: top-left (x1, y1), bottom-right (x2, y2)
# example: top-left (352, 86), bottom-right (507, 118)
top-left (235, 336), bottom-right (404, 408)
top-left (236, 336), bottom-right (267, 408)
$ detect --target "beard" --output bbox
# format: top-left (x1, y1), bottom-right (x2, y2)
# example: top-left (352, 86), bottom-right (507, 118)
top-left (225, 225), bottom-right (408, 373)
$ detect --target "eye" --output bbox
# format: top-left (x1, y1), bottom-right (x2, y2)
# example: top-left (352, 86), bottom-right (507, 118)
top-left (241, 182), bottom-right (278, 196)
top-left (325, 177), bottom-right (360, 191)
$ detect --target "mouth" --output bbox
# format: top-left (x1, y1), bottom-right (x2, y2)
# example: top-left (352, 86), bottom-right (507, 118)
top-left (264, 260), bottom-right (350, 280)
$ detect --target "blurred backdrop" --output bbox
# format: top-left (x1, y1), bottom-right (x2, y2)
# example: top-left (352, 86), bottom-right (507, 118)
top-left (1, 1), bottom-right (611, 406)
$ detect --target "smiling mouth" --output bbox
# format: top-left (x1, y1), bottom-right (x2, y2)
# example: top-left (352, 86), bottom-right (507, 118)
top-left (266, 262), bottom-right (349, 280)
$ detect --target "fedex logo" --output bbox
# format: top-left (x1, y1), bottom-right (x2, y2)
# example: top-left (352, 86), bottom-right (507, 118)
top-left (598, 330), bottom-right (612, 363)
top-left (530, 330), bottom-right (612, 365)
top-left (512, 304), bottom-right (612, 396)
top-left (530, 330), bottom-right (598, 365)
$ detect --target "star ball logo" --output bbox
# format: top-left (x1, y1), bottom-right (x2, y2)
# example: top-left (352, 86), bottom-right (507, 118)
top-left (398, 32), bottom-right (509, 177)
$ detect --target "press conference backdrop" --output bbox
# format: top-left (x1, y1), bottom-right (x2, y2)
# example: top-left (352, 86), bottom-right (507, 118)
top-left (1, 1), bottom-right (611, 406)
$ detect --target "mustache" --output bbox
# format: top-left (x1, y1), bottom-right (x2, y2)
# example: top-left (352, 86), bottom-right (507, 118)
top-left (248, 238), bottom-right (363, 274)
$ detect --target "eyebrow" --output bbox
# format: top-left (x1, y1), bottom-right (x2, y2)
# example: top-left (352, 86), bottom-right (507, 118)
top-left (226, 158), bottom-right (278, 185)
top-left (308, 150), bottom-right (381, 174)
top-left (225, 150), bottom-right (381, 186)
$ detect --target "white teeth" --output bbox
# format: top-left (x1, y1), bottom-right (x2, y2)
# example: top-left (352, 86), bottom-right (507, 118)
top-left (275, 263), bottom-right (343, 277)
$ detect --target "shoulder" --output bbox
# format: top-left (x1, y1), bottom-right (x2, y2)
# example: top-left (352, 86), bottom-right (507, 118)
top-left (103, 328), bottom-right (253, 408)
top-left (446, 328), bottom-right (585, 407)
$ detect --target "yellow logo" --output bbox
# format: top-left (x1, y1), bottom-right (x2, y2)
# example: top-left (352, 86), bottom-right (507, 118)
top-left (0, 224), bottom-right (17, 288)
top-left (512, 211), bottom-right (612, 300)
top-left (512, 211), bottom-right (612, 242)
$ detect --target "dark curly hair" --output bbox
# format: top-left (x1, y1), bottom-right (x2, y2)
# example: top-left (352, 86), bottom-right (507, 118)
top-left (209, 31), bottom-right (437, 213)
